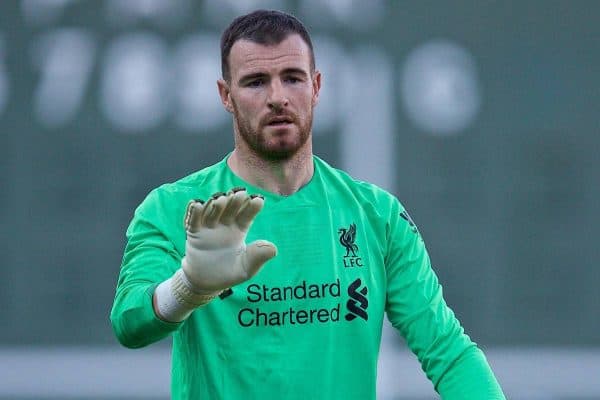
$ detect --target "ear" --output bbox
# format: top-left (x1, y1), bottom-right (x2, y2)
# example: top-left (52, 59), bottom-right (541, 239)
top-left (217, 79), bottom-right (234, 113)
top-left (311, 70), bottom-right (322, 107)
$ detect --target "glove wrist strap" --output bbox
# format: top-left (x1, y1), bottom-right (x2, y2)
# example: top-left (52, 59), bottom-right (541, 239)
top-left (172, 269), bottom-right (220, 307)
top-left (153, 269), bottom-right (219, 323)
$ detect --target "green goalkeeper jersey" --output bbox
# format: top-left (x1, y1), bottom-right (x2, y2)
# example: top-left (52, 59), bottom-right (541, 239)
top-left (110, 155), bottom-right (505, 399)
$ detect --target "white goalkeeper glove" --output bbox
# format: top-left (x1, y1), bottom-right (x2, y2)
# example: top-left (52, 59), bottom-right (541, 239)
top-left (154, 188), bottom-right (277, 322)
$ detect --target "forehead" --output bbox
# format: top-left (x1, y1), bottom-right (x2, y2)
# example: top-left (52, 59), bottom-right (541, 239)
top-left (228, 34), bottom-right (312, 77)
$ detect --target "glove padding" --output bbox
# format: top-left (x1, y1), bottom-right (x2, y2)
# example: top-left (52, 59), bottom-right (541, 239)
top-left (181, 188), bottom-right (277, 295)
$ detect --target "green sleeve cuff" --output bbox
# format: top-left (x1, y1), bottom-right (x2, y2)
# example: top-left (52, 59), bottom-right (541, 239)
top-left (436, 347), bottom-right (506, 400)
top-left (111, 283), bottom-right (183, 349)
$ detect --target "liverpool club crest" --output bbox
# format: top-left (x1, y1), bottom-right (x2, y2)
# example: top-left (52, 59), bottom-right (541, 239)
top-left (338, 223), bottom-right (363, 267)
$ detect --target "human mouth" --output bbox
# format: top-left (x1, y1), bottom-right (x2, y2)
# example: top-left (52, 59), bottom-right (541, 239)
top-left (265, 115), bottom-right (294, 127)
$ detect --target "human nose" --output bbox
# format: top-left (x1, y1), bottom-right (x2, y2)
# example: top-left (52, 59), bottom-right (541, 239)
top-left (267, 80), bottom-right (289, 111)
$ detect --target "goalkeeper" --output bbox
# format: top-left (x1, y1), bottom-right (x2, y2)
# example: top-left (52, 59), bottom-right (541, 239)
top-left (110, 9), bottom-right (505, 400)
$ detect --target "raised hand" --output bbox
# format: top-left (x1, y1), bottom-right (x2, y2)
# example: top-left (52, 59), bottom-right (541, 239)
top-left (181, 188), bottom-right (277, 295)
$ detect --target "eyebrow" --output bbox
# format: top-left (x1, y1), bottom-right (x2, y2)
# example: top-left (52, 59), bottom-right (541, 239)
top-left (238, 68), bottom-right (310, 85)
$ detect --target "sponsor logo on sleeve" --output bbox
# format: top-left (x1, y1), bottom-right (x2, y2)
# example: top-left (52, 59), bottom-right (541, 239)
top-left (400, 210), bottom-right (419, 235)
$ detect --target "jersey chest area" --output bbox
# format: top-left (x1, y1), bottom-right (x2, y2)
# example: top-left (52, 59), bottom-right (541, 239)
top-left (253, 203), bottom-right (382, 268)
top-left (201, 204), bottom-right (387, 332)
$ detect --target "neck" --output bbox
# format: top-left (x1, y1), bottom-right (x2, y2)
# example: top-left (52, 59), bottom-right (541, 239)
top-left (227, 146), bottom-right (314, 196)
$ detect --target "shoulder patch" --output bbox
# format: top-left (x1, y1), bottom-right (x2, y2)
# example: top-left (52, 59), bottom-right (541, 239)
top-left (400, 210), bottom-right (420, 235)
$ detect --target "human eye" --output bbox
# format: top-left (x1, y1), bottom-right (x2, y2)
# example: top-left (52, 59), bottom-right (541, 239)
top-left (287, 75), bottom-right (302, 83)
top-left (246, 78), bottom-right (264, 88)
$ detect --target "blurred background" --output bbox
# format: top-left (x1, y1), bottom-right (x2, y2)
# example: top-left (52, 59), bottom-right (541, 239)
top-left (1, 0), bottom-right (599, 399)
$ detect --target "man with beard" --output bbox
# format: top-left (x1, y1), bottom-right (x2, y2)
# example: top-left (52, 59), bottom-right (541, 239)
top-left (110, 9), bottom-right (505, 400)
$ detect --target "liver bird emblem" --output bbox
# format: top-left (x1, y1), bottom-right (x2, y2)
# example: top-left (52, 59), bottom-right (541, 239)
top-left (338, 223), bottom-right (358, 257)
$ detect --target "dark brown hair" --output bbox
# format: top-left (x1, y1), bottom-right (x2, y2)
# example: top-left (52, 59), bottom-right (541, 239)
top-left (220, 9), bottom-right (315, 81)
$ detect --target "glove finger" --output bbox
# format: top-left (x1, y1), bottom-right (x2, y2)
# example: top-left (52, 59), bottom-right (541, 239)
top-left (241, 240), bottom-right (277, 277)
top-left (220, 187), bottom-right (247, 224)
top-left (202, 192), bottom-right (228, 228)
top-left (235, 195), bottom-right (264, 231)
top-left (184, 200), bottom-right (205, 233)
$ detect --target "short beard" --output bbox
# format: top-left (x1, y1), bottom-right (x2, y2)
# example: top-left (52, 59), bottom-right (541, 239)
top-left (232, 100), bottom-right (312, 161)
